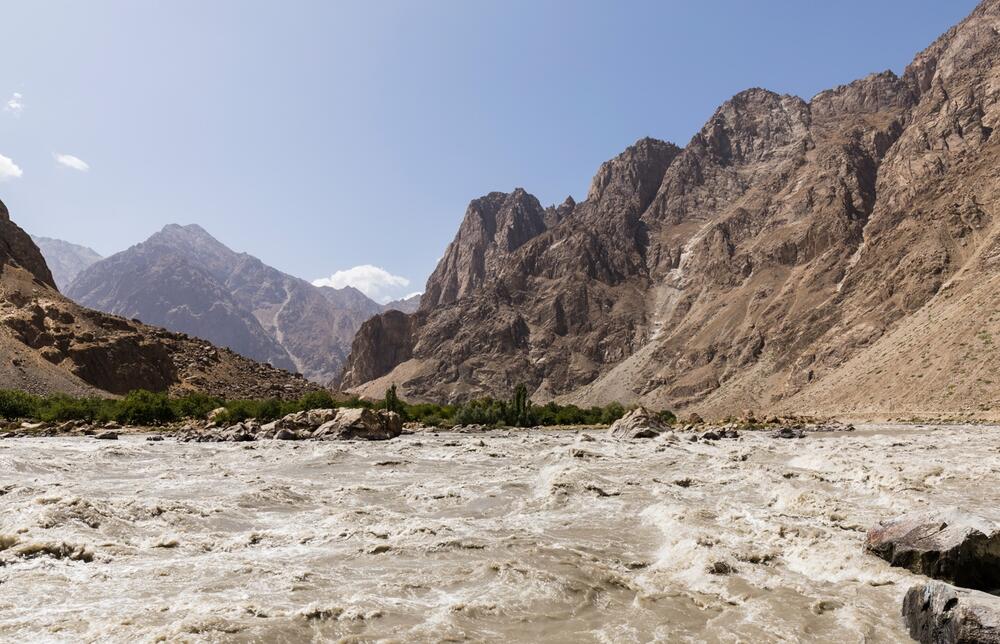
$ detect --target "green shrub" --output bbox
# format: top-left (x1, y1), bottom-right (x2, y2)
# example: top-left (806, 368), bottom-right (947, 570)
top-left (656, 409), bottom-right (677, 425)
top-left (298, 390), bottom-right (335, 411)
top-left (0, 390), bottom-right (39, 420)
top-left (171, 392), bottom-right (223, 420)
top-left (116, 390), bottom-right (176, 426)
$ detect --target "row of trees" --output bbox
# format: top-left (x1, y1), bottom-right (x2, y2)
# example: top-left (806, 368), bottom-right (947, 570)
top-left (0, 384), bottom-right (674, 429)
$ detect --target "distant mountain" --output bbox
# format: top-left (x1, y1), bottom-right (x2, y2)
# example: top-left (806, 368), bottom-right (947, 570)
top-left (383, 293), bottom-right (421, 313)
top-left (0, 200), bottom-right (316, 398)
top-left (342, 0), bottom-right (1000, 419)
top-left (30, 235), bottom-right (102, 291)
top-left (67, 224), bottom-right (387, 383)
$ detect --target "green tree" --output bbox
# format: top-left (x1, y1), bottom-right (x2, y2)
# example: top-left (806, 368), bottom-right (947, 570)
top-left (384, 384), bottom-right (405, 418)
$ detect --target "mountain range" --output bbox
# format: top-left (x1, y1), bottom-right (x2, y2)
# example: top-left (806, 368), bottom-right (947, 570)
top-left (341, 0), bottom-right (1000, 419)
top-left (50, 224), bottom-right (419, 384)
top-left (0, 200), bottom-right (317, 398)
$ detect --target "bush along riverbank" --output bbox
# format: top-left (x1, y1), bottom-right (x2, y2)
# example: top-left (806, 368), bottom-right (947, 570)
top-left (0, 384), bottom-right (674, 433)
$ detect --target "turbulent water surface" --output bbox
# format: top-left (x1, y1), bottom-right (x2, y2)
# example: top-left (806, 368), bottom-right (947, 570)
top-left (1, 425), bottom-right (998, 642)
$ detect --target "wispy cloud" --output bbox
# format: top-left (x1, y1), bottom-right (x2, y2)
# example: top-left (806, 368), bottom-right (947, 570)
top-left (0, 154), bottom-right (23, 181)
top-left (312, 265), bottom-right (411, 304)
top-left (4, 92), bottom-right (23, 117)
top-left (54, 153), bottom-right (90, 172)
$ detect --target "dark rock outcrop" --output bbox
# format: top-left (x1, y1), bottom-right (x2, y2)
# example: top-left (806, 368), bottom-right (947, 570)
top-left (903, 581), bottom-right (1000, 644)
top-left (865, 510), bottom-right (1000, 592)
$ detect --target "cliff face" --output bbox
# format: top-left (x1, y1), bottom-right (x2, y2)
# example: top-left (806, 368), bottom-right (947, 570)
top-left (0, 202), bottom-right (318, 398)
top-left (342, 0), bottom-right (1000, 418)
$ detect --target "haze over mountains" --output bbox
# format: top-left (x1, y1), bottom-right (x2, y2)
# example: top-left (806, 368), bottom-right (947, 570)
top-left (54, 224), bottom-right (419, 384)
top-left (342, 0), bottom-right (1000, 419)
top-left (29, 236), bottom-right (102, 291)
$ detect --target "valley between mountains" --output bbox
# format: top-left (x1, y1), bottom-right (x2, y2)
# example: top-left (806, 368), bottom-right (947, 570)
top-left (6, 0), bottom-right (1000, 423)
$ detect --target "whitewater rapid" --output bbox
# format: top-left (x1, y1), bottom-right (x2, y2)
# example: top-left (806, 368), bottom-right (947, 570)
top-left (1, 425), bottom-right (997, 642)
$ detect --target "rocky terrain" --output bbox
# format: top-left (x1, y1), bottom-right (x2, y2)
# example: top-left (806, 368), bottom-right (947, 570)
top-left (29, 235), bottom-right (102, 291)
top-left (66, 224), bottom-right (393, 384)
top-left (342, 0), bottom-right (1000, 420)
top-left (0, 200), bottom-right (318, 398)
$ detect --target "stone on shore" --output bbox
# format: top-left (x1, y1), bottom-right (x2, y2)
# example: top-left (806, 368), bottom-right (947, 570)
top-left (903, 581), bottom-right (1000, 644)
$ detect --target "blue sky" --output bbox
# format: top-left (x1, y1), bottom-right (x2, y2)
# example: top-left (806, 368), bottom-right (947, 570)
top-left (0, 0), bottom-right (980, 301)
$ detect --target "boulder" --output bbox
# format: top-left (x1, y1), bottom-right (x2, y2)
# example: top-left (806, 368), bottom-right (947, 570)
top-left (94, 431), bottom-right (118, 440)
top-left (607, 407), bottom-right (669, 439)
top-left (865, 510), bottom-right (1000, 591)
top-left (272, 408), bottom-right (339, 431)
top-left (903, 581), bottom-right (1000, 644)
top-left (313, 408), bottom-right (402, 441)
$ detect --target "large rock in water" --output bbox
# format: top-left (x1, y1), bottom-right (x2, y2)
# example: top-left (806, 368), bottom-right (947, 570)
top-left (903, 581), bottom-right (1000, 644)
top-left (607, 407), bottom-right (669, 439)
top-left (865, 510), bottom-right (1000, 591)
top-left (314, 408), bottom-right (402, 441)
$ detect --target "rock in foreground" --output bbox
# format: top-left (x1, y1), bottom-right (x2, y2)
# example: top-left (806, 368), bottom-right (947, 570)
top-left (607, 407), bottom-right (670, 439)
top-left (865, 510), bottom-right (1000, 591)
top-left (903, 581), bottom-right (1000, 644)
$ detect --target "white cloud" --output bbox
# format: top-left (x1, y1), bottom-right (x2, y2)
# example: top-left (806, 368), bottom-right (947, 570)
top-left (54, 153), bottom-right (90, 172)
top-left (313, 265), bottom-right (411, 304)
top-left (0, 154), bottom-right (23, 181)
top-left (4, 92), bottom-right (23, 116)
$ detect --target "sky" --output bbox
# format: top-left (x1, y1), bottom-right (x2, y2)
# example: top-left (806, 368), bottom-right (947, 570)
top-left (0, 0), bottom-right (980, 302)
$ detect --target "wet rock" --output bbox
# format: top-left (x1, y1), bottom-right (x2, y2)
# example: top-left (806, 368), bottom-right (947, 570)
top-left (94, 431), bottom-right (119, 440)
top-left (865, 510), bottom-right (1000, 591)
top-left (145, 435), bottom-right (164, 442)
top-left (314, 408), bottom-right (402, 441)
top-left (275, 428), bottom-right (302, 441)
top-left (771, 427), bottom-right (805, 439)
top-left (903, 581), bottom-right (1000, 644)
top-left (707, 561), bottom-right (737, 575)
top-left (608, 407), bottom-right (669, 439)
top-left (701, 431), bottom-right (720, 441)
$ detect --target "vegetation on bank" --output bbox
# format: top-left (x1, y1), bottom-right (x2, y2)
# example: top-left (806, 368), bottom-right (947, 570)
top-left (0, 385), bottom-right (675, 429)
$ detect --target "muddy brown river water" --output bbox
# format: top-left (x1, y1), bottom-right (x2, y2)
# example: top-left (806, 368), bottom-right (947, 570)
top-left (1, 425), bottom-right (997, 643)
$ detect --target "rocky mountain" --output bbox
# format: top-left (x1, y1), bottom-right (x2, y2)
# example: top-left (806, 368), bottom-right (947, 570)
top-left (0, 200), bottom-right (318, 398)
top-left (30, 236), bottom-right (102, 291)
top-left (383, 293), bottom-right (421, 314)
top-left (67, 224), bottom-right (387, 384)
top-left (342, 0), bottom-right (1000, 419)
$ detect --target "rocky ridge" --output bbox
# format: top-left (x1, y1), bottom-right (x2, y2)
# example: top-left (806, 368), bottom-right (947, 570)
top-left (342, 0), bottom-right (1000, 419)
